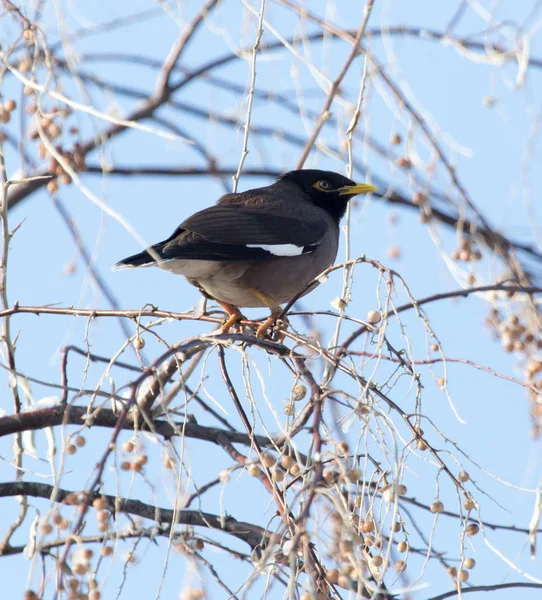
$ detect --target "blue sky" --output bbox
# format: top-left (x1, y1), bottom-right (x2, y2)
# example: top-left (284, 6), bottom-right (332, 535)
top-left (1, 1), bottom-right (542, 598)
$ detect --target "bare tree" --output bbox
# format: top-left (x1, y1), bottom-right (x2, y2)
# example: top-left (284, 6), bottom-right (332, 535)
top-left (0, 1), bottom-right (542, 599)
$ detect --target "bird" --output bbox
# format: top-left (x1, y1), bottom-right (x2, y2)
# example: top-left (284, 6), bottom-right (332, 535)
top-left (113, 169), bottom-right (377, 337)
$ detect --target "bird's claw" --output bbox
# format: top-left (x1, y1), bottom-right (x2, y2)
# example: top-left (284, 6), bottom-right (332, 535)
top-left (256, 315), bottom-right (289, 342)
top-left (220, 310), bottom-right (246, 334)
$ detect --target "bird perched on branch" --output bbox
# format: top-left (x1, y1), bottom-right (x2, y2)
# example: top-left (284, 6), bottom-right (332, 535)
top-left (114, 169), bottom-right (376, 337)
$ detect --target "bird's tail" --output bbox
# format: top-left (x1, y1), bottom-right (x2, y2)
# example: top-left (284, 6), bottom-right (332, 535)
top-left (112, 245), bottom-right (163, 271)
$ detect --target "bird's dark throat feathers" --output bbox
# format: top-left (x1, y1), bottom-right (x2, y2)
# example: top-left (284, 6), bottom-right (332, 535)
top-left (310, 194), bottom-right (349, 224)
top-left (279, 170), bottom-right (352, 224)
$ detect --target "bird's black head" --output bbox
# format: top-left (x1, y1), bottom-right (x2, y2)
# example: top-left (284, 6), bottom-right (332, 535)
top-left (279, 169), bottom-right (377, 223)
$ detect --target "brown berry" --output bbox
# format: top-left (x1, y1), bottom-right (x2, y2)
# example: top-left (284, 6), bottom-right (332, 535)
top-left (464, 557), bottom-right (475, 569)
top-left (281, 455), bottom-right (294, 469)
top-left (417, 439), bottom-right (428, 451)
top-left (387, 245), bottom-right (401, 259)
top-left (412, 192), bottom-right (427, 205)
top-left (135, 454), bottom-right (148, 466)
top-left (430, 501), bottom-right (444, 513)
top-left (92, 498), bottom-right (106, 510)
top-left (323, 470), bottom-right (336, 484)
top-left (133, 337), bottom-right (145, 350)
top-left (247, 464), bottom-right (260, 477)
top-left (371, 555), bottom-right (383, 567)
top-left (289, 464), bottom-right (301, 477)
top-left (41, 522), bottom-right (53, 534)
top-left (395, 560), bottom-right (406, 572)
top-left (261, 454), bottom-right (275, 468)
top-left (272, 469), bottom-right (284, 482)
top-left (367, 310), bottom-right (381, 324)
top-left (3, 99), bottom-right (16, 112)
top-left (457, 569), bottom-right (469, 582)
top-left (194, 538), bottom-right (204, 551)
top-left (292, 384), bottom-right (307, 401)
top-left (47, 180), bottom-right (59, 194)
top-left (466, 523), bottom-right (479, 536)
top-left (326, 569), bottom-right (339, 584)
top-left (96, 510), bottom-right (109, 522)
top-left (458, 471), bottom-right (470, 482)
top-left (361, 520), bottom-right (375, 533)
top-left (338, 440), bottom-right (349, 454)
top-left (82, 548), bottom-right (93, 560)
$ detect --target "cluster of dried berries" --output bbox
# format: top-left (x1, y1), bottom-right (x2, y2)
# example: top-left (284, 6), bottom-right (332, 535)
top-left (450, 237), bottom-right (483, 263)
top-left (485, 307), bottom-right (542, 435)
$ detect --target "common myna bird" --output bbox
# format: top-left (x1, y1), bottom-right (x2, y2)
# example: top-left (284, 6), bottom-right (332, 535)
top-left (114, 169), bottom-right (376, 336)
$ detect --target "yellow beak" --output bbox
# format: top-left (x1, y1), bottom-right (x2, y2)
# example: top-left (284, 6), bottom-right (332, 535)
top-left (337, 183), bottom-right (378, 196)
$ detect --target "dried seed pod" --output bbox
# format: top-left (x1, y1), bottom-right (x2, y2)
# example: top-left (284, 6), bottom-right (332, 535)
top-left (395, 560), bottom-right (406, 572)
top-left (261, 454), bottom-right (275, 468)
top-left (458, 471), bottom-right (470, 482)
top-left (361, 520), bottom-right (375, 533)
top-left (133, 337), bottom-right (145, 350)
top-left (387, 245), bottom-right (401, 259)
top-left (412, 192), bottom-right (427, 205)
top-left (93, 497), bottom-right (106, 510)
top-left (47, 180), bottom-right (59, 194)
top-left (289, 464), bottom-right (301, 477)
top-left (281, 455), bottom-right (294, 469)
top-left (326, 569), bottom-right (339, 584)
top-left (397, 484), bottom-right (407, 495)
top-left (367, 310), bottom-right (381, 324)
top-left (292, 384), bottom-right (307, 401)
top-left (464, 498), bottom-right (475, 511)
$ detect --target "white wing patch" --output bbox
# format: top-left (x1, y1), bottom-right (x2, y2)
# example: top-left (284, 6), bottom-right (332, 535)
top-left (246, 243), bottom-right (305, 256)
